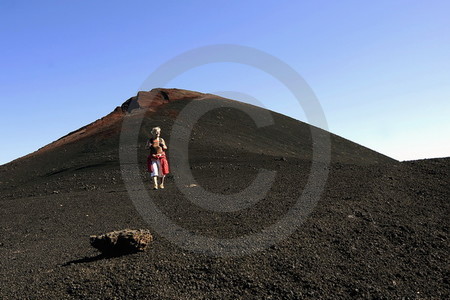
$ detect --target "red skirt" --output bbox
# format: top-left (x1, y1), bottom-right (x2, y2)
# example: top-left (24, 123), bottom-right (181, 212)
top-left (147, 155), bottom-right (169, 176)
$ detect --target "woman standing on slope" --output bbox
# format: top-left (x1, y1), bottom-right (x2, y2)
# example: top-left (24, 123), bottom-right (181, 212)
top-left (146, 127), bottom-right (169, 190)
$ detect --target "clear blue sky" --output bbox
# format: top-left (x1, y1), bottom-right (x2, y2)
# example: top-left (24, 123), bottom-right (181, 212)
top-left (1, 0), bottom-right (449, 164)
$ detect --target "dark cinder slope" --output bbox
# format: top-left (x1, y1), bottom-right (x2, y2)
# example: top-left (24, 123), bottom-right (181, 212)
top-left (0, 89), bottom-right (448, 299)
top-left (0, 88), bottom-right (393, 198)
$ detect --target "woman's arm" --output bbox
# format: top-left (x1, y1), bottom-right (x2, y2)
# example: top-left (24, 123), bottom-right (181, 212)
top-left (160, 138), bottom-right (168, 150)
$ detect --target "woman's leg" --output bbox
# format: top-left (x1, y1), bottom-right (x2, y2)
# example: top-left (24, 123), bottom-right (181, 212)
top-left (152, 176), bottom-right (158, 189)
top-left (159, 176), bottom-right (165, 189)
top-left (150, 160), bottom-right (160, 189)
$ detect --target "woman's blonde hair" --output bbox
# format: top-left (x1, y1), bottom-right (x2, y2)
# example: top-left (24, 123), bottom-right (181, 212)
top-left (151, 126), bottom-right (161, 137)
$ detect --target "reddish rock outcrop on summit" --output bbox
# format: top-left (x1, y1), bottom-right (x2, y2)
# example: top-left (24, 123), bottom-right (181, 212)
top-left (120, 88), bottom-right (209, 112)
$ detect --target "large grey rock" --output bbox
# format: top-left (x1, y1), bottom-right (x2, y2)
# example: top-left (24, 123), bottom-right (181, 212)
top-left (90, 229), bottom-right (153, 255)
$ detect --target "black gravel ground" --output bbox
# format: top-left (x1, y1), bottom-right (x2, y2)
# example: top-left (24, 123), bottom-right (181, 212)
top-left (0, 92), bottom-right (448, 299)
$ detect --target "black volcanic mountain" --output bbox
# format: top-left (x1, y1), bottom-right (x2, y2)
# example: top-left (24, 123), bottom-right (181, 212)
top-left (0, 88), bottom-right (448, 299)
